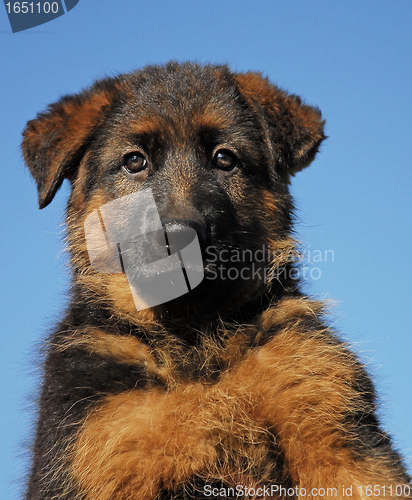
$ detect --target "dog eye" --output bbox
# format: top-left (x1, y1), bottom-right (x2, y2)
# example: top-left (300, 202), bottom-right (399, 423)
top-left (213, 150), bottom-right (238, 171)
top-left (123, 153), bottom-right (148, 175)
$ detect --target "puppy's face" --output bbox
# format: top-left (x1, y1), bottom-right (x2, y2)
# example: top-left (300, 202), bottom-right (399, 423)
top-left (22, 63), bottom-right (324, 322)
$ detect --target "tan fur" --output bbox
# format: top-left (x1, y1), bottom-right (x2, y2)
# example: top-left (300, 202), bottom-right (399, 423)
top-left (70, 296), bottom-right (410, 499)
top-left (55, 328), bottom-right (168, 381)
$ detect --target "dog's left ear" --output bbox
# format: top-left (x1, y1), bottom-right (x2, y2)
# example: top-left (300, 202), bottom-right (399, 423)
top-left (235, 72), bottom-right (325, 175)
top-left (22, 80), bottom-right (118, 209)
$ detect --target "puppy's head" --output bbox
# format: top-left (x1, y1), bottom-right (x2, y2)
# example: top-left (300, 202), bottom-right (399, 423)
top-left (22, 62), bottom-right (325, 322)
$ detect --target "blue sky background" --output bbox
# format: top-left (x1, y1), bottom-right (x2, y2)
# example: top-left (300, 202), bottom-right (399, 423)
top-left (1, 1), bottom-right (411, 497)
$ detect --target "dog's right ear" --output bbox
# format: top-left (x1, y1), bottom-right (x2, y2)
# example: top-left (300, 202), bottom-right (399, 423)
top-left (22, 79), bottom-right (118, 209)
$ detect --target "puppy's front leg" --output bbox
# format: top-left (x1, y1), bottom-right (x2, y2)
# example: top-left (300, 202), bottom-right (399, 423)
top-left (71, 384), bottom-right (221, 499)
top-left (221, 298), bottom-right (411, 499)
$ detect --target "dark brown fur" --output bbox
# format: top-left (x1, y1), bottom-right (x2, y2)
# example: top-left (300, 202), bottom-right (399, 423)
top-left (22, 62), bottom-right (410, 499)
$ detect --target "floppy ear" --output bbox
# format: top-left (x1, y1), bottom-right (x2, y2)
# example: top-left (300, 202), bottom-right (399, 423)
top-left (22, 79), bottom-right (118, 209)
top-left (235, 72), bottom-right (325, 175)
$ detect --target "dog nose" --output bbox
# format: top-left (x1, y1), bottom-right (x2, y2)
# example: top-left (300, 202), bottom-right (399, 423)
top-left (160, 220), bottom-right (207, 253)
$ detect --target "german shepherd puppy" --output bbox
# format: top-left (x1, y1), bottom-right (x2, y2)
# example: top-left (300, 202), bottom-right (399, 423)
top-left (22, 62), bottom-right (411, 499)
